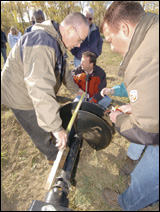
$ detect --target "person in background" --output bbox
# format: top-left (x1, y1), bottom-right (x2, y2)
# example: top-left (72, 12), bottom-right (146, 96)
top-left (71, 6), bottom-right (103, 67)
top-left (72, 51), bottom-right (111, 110)
top-left (100, 1), bottom-right (159, 211)
top-left (1, 29), bottom-right (7, 64)
top-left (1, 12), bottom-right (89, 165)
top-left (24, 9), bottom-right (45, 33)
top-left (101, 83), bottom-right (146, 176)
top-left (24, 17), bottom-right (35, 34)
top-left (8, 26), bottom-right (21, 49)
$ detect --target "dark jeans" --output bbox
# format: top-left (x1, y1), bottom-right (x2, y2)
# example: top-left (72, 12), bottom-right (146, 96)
top-left (11, 108), bottom-right (58, 161)
top-left (1, 48), bottom-right (7, 64)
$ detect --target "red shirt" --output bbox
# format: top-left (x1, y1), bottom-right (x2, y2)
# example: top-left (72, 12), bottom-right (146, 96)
top-left (72, 65), bottom-right (107, 103)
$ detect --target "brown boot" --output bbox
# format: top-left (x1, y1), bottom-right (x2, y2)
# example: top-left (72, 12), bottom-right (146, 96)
top-left (102, 187), bottom-right (122, 210)
top-left (48, 160), bottom-right (54, 165)
top-left (48, 159), bottom-right (65, 169)
top-left (119, 157), bottom-right (139, 176)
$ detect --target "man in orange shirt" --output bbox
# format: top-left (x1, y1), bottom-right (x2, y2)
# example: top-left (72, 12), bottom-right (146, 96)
top-left (72, 51), bottom-right (111, 110)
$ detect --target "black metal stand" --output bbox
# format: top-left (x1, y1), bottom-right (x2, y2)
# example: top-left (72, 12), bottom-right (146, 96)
top-left (29, 134), bottom-right (82, 211)
top-left (85, 74), bottom-right (90, 101)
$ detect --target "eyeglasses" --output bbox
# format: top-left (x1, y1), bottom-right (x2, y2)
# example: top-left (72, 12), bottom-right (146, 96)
top-left (86, 17), bottom-right (93, 21)
top-left (73, 27), bottom-right (84, 44)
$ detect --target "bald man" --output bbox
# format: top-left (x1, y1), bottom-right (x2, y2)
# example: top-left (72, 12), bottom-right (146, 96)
top-left (2, 12), bottom-right (89, 163)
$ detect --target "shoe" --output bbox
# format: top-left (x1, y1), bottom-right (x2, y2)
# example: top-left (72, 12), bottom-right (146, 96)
top-left (102, 187), bottom-right (121, 210)
top-left (119, 157), bottom-right (139, 176)
top-left (48, 160), bottom-right (54, 165)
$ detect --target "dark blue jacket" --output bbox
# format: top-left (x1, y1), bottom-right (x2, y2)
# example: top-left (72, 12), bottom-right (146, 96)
top-left (24, 21), bottom-right (36, 34)
top-left (1, 30), bottom-right (7, 48)
top-left (24, 25), bottom-right (34, 34)
top-left (71, 23), bottom-right (103, 60)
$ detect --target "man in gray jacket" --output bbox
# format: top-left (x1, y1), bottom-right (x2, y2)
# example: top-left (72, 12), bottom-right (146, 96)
top-left (1, 12), bottom-right (89, 163)
top-left (100, 1), bottom-right (159, 211)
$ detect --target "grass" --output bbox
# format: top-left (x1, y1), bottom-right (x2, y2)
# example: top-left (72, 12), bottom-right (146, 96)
top-left (1, 151), bottom-right (8, 165)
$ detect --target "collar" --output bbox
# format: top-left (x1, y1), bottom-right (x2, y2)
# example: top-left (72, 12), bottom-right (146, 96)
top-left (85, 69), bottom-right (93, 74)
top-left (89, 23), bottom-right (97, 32)
top-left (51, 21), bottom-right (62, 40)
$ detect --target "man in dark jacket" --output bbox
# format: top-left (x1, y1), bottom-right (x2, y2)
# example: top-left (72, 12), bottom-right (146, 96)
top-left (24, 9), bottom-right (45, 33)
top-left (1, 29), bottom-right (7, 64)
top-left (100, 1), bottom-right (159, 211)
top-left (71, 6), bottom-right (103, 67)
top-left (72, 51), bottom-right (111, 110)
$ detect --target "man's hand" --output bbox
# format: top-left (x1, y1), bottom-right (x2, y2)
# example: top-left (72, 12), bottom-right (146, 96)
top-left (101, 87), bottom-right (114, 97)
top-left (52, 128), bottom-right (67, 150)
top-left (118, 104), bottom-right (132, 114)
top-left (109, 111), bottom-right (122, 123)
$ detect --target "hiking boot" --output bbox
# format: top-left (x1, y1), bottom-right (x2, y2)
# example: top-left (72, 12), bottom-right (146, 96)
top-left (102, 187), bottom-right (121, 210)
top-left (119, 157), bottom-right (139, 176)
top-left (48, 160), bottom-right (54, 166)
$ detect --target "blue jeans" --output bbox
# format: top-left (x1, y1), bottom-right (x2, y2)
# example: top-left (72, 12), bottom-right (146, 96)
top-left (74, 56), bottom-right (81, 67)
top-left (118, 145), bottom-right (159, 211)
top-left (98, 95), bottom-right (112, 110)
top-left (1, 48), bottom-right (7, 63)
top-left (74, 95), bottom-right (112, 110)
top-left (127, 143), bottom-right (146, 160)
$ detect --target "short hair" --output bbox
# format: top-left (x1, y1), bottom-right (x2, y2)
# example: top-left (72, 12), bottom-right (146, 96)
top-left (100, 1), bottom-right (145, 33)
top-left (63, 12), bottom-right (89, 28)
top-left (82, 51), bottom-right (97, 66)
top-left (33, 9), bottom-right (45, 18)
top-left (83, 6), bottom-right (94, 16)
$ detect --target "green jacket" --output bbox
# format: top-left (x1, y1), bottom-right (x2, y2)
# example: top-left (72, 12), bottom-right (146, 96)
top-left (1, 20), bottom-right (79, 133)
top-left (116, 13), bottom-right (159, 145)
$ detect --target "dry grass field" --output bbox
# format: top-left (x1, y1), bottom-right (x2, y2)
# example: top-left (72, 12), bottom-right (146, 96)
top-left (1, 42), bottom-right (159, 211)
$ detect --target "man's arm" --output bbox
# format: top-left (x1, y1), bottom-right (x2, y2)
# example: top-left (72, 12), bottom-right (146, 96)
top-left (62, 62), bottom-right (79, 94)
top-left (90, 69), bottom-right (106, 103)
top-left (112, 58), bottom-right (159, 145)
top-left (101, 82), bottom-right (128, 97)
top-left (23, 45), bottom-right (62, 132)
top-left (112, 82), bottom-right (128, 97)
top-left (23, 44), bottom-right (69, 149)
